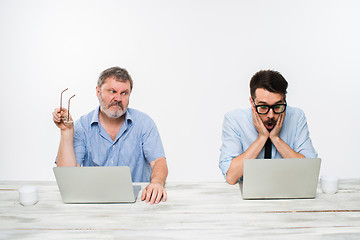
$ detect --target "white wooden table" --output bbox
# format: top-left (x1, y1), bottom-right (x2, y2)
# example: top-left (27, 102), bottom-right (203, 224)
top-left (1, 180), bottom-right (360, 239)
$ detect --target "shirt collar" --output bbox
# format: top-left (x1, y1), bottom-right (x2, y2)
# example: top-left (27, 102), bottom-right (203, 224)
top-left (90, 107), bottom-right (100, 125)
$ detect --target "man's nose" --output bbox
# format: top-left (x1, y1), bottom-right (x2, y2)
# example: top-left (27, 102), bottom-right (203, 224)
top-left (267, 108), bottom-right (275, 118)
top-left (114, 93), bottom-right (122, 101)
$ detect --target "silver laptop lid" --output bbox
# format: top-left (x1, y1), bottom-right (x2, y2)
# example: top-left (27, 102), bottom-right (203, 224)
top-left (53, 166), bottom-right (140, 203)
top-left (241, 158), bottom-right (321, 199)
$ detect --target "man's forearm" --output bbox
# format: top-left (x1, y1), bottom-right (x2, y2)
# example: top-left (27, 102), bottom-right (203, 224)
top-left (226, 136), bottom-right (268, 184)
top-left (56, 129), bottom-right (77, 167)
top-left (150, 157), bottom-right (168, 186)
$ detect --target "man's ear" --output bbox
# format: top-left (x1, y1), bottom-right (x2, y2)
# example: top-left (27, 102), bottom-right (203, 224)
top-left (96, 86), bottom-right (100, 98)
top-left (249, 97), bottom-right (256, 106)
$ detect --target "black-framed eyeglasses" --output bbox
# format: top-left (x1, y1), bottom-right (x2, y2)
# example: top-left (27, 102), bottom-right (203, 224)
top-left (253, 99), bottom-right (287, 115)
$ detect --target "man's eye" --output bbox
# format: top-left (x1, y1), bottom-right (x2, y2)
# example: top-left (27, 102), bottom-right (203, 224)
top-left (121, 92), bottom-right (127, 96)
top-left (259, 106), bottom-right (268, 109)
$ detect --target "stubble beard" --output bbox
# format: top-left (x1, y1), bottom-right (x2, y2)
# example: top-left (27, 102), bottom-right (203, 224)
top-left (264, 118), bottom-right (276, 131)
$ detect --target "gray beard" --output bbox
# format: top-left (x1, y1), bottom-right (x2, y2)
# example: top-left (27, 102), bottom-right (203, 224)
top-left (100, 105), bottom-right (126, 119)
top-left (99, 92), bottom-right (127, 119)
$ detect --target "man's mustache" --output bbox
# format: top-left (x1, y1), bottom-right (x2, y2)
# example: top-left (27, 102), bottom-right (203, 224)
top-left (265, 118), bottom-right (275, 125)
top-left (108, 101), bottom-right (123, 108)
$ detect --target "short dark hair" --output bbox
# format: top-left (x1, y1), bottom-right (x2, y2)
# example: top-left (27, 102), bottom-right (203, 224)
top-left (97, 67), bottom-right (133, 90)
top-left (250, 70), bottom-right (288, 98)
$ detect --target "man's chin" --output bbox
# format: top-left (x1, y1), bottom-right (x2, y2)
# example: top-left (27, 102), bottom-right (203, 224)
top-left (102, 108), bottom-right (126, 119)
top-left (110, 111), bottom-right (126, 118)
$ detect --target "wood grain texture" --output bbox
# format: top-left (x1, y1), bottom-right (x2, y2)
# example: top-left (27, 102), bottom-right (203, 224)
top-left (0, 179), bottom-right (359, 239)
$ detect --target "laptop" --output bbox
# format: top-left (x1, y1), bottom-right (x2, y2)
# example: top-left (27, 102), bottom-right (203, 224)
top-left (53, 166), bottom-right (141, 203)
top-left (240, 158), bottom-right (321, 199)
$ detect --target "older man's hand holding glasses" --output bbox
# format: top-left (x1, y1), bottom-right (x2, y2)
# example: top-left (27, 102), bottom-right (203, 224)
top-left (53, 88), bottom-right (76, 129)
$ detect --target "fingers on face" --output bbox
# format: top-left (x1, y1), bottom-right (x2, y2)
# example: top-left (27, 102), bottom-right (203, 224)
top-left (250, 98), bottom-right (261, 123)
top-left (251, 106), bottom-right (259, 121)
top-left (252, 109), bottom-right (264, 128)
top-left (274, 113), bottom-right (285, 130)
top-left (250, 102), bottom-right (257, 115)
top-left (278, 112), bottom-right (285, 125)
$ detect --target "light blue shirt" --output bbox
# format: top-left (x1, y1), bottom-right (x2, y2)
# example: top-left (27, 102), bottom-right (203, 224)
top-left (219, 106), bottom-right (317, 179)
top-left (73, 107), bottom-right (165, 182)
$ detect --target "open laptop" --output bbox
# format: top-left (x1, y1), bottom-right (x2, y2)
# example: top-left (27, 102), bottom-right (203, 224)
top-left (240, 158), bottom-right (321, 199)
top-left (53, 166), bottom-right (141, 203)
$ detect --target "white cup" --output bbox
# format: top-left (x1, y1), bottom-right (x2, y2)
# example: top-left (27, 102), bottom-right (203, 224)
top-left (320, 175), bottom-right (338, 194)
top-left (18, 186), bottom-right (38, 206)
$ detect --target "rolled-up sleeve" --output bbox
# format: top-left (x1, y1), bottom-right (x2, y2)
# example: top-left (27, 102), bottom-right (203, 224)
top-left (73, 121), bottom-right (87, 166)
top-left (142, 118), bottom-right (166, 164)
top-left (219, 113), bottom-right (244, 178)
top-left (293, 111), bottom-right (318, 158)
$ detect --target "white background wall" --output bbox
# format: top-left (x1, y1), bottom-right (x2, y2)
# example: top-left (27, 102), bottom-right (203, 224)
top-left (0, 0), bottom-right (359, 181)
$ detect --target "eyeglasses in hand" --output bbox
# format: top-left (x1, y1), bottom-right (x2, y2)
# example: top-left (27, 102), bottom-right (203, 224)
top-left (60, 88), bottom-right (75, 123)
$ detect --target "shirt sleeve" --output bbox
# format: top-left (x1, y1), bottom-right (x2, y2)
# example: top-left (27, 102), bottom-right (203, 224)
top-left (219, 113), bottom-right (244, 178)
top-left (54, 120), bottom-right (86, 165)
top-left (293, 111), bottom-right (318, 158)
top-left (73, 120), bottom-right (87, 166)
top-left (142, 118), bottom-right (166, 163)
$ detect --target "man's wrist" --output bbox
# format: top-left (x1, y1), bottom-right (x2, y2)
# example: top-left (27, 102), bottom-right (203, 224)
top-left (257, 135), bottom-right (269, 143)
top-left (60, 128), bottom-right (74, 137)
top-left (269, 135), bottom-right (281, 144)
top-left (150, 179), bottom-right (165, 186)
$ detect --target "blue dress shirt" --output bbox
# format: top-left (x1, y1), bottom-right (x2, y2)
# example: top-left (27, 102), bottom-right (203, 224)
top-left (73, 107), bottom-right (166, 182)
top-left (219, 106), bottom-right (318, 178)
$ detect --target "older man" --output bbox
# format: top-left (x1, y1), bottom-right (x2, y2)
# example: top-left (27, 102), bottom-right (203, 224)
top-left (53, 67), bottom-right (168, 204)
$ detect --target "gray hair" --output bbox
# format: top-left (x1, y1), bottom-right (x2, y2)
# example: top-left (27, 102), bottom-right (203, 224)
top-left (97, 67), bottom-right (133, 90)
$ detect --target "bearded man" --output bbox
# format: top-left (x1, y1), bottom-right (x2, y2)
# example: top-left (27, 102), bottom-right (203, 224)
top-left (53, 67), bottom-right (168, 204)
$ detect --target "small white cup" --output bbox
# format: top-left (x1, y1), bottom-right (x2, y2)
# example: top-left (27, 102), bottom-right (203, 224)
top-left (320, 175), bottom-right (338, 194)
top-left (18, 186), bottom-right (38, 206)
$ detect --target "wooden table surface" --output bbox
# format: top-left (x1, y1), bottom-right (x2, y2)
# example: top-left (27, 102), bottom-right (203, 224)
top-left (1, 180), bottom-right (360, 239)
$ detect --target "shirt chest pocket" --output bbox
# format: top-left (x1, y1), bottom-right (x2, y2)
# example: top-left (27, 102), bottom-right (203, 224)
top-left (115, 138), bottom-right (143, 165)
